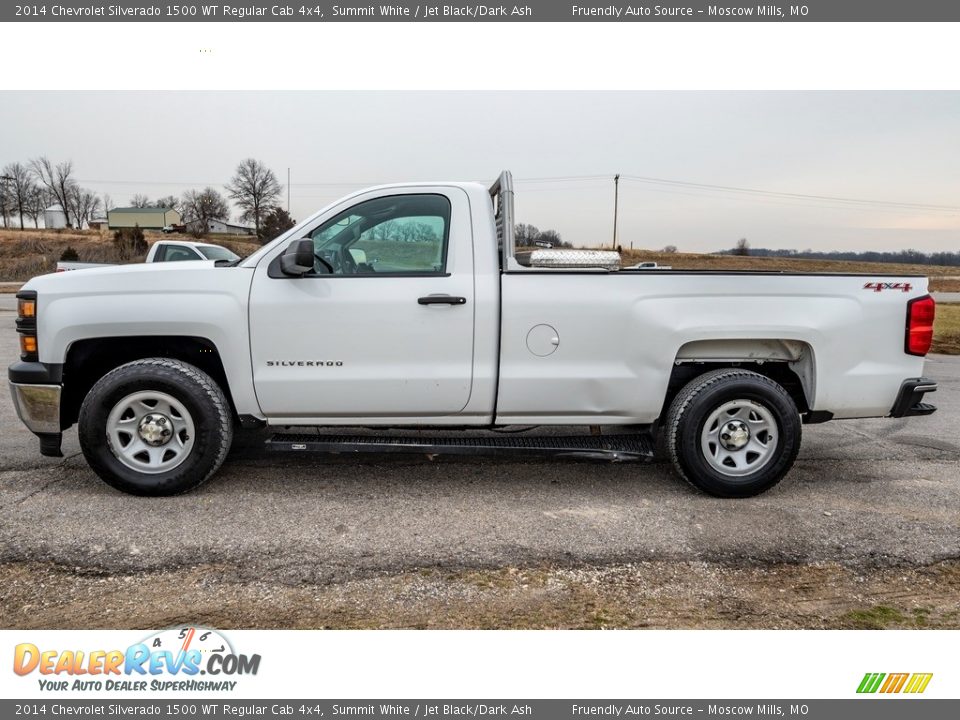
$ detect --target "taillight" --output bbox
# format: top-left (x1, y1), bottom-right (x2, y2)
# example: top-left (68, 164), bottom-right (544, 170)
top-left (905, 295), bottom-right (935, 356)
top-left (15, 290), bottom-right (38, 362)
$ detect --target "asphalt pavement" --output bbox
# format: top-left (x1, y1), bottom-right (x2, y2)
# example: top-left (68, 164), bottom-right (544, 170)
top-left (1, 303), bottom-right (957, 588)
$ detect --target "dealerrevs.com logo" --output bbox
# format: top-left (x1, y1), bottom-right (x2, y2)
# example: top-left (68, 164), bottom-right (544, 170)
top-left (857, 672), bottom-right (933, 694)
top-left (13, 627), bottom-right (261, 693)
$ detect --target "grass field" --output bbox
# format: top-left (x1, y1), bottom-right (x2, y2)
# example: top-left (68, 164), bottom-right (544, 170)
top-left (932, 278), bottom-right (960, 292)
top-left (932, 303), bottom-right (960, 354)
top-left (0, 228), bottom-right (260, 280)
top-left (2, 229), bottom-right (957, 283)
top-left (619, 248), bottom-right (960, 289)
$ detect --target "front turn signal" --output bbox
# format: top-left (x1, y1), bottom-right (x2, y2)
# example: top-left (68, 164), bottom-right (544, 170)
top-left (17, 298), bottom-right (36, 319)
top-left (20, 334), bottom-right (38, 357)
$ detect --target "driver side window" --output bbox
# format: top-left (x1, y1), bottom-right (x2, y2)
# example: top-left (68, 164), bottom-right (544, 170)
top-left (308, 194), bottom-right (451, 276)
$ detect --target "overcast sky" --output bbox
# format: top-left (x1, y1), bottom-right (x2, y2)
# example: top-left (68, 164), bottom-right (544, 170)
top-left (2, 91), bottom-right (958, 252)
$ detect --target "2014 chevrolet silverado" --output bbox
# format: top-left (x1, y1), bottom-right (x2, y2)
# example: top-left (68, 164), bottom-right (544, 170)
top-left (9, 172), bottom-right (938, 497)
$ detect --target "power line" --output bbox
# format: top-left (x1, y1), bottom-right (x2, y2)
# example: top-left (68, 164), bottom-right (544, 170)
top-left (515, 175), bottom-right (611, 183)
top-left (518, 177), bottom-right (959, 216)
top-left (78, 178), bottom-right (372, 188)
top-left (620, 174), bottom-right (960, 212)
top-left (624, 183), bottom-right (956, 217)
top-left (74, 172), bottom-right (960, 213)
top-left (83, 174), bottom-right (606, 187)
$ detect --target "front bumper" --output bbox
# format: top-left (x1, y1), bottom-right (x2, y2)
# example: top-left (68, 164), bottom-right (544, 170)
top-left (9, 362), bottom-right (65, 457)
top-left (889, 377), bottom-right (938, 418)
top-left (9, 382), bottom-right (61, 434)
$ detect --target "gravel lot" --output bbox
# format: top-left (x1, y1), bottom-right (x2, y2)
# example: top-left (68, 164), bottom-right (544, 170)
top-left (1, 294), bottom-right (958, 628)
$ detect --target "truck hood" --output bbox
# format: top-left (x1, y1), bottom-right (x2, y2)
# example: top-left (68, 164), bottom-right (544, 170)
top-left (23, 260), bottom-right (238, 294)
top-left (26, 260), bottom-right (257, 371)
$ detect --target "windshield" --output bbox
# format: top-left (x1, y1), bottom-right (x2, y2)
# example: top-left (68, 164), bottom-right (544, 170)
top-left (198, 245), bottom-right (241, 261)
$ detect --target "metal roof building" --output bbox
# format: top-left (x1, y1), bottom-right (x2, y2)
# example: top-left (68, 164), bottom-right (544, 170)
top-left (108, 207), bottom-right (181, 230)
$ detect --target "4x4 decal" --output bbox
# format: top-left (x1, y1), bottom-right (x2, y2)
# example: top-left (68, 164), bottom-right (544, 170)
top-left (864, 281), bottom-right (913, 292)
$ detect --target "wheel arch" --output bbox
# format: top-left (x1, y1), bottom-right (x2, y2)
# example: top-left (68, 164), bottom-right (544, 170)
top-left (61, 336), bottom-right (235, 429)
top-left (660, 338), bottom-right (817, 423)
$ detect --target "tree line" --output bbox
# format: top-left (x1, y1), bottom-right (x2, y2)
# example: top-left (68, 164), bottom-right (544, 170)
top-left (719, 242), bottom-right (960, 267)
top-left (515, 223), bottom-right (570, 248)
top-left (0, 157), bottom-right (296, 242)
top-left (0, 159), bottom-right (101, 230)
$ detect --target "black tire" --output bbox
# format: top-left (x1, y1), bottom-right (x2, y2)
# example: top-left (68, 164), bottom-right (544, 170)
top-left (78, 358), bottom-right (233, 496)
top-left (663, 369), bottom-right (801, 498)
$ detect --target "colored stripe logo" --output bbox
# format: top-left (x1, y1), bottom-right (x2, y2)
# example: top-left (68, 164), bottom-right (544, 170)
top-left (857, 672), bottom-right (933, 694)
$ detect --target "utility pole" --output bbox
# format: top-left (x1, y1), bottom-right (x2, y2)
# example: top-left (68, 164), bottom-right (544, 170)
top-left (612, 173), bottom-right (620, 250)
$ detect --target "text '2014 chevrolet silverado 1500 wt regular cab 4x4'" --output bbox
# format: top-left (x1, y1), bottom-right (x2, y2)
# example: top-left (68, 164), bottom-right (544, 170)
top-left (9, 172), bottom-right (938, 497)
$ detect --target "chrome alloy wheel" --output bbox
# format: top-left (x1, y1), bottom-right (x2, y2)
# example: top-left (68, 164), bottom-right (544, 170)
top-left (105, 391), bottom-right (195, 474)
top-left (699, 399), bottom-right (777, 478)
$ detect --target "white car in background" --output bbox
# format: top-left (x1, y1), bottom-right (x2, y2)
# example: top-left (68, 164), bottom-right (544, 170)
top-left (144, 240), bottom-right (241, 263)
top-left (55, 240), bottom-right (240, 271)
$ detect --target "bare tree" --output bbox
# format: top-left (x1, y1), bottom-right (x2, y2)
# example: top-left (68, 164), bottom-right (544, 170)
top-left (225, 159), bottom-right (282, 239)
top-left (0, 180), bottom-right (10, 229)
top-left (539, 229), bottom-right (566, 247)
top-left (182, 187), bottom-right (230, 237)
top-left (129, 194), bottom-right (152, 208)
top-left (734, 237), bottom-right (750, 256)
top-left (102, 193), bottom-right (114, 213)
top-left (30, 157), bottom-right (77, 227)
top-left (154, 195), bottom-right (183, 215)
top-left (69, 187), bottom-right (102, 229)
top-left (2, 162), bottom-right (35, 229)
top-left (514, 223), bottom-right (541, 246)
top-left (24, 185), bottom-right (50, 229)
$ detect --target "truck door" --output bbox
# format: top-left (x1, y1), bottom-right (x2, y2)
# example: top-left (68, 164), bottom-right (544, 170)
top-left (248, 188), bottom-right (475, 420)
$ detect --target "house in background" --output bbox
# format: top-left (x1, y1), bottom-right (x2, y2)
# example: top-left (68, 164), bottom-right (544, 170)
top-left (108, 207), bottom-right (181, 230)
top-left (43, 206), bottom-right (68, 229)
top-left (187, 218), bottom-right (254, 236)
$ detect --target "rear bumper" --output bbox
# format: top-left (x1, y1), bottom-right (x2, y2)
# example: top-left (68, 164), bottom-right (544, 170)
top-left (889, 377), bottom-right (938, 418)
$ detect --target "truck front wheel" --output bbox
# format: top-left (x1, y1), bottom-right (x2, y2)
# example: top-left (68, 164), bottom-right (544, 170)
top-left (664, 369), bottom-right (801, 498)
top-left (78, 358), bottom-right (233, 496)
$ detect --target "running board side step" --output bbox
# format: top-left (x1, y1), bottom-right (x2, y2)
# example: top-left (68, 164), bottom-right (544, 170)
top-left (266, 432), bottom-right (655, 462)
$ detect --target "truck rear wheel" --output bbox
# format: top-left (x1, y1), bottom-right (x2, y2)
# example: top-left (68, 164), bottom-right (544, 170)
top-left (664, 369), bottom-right (801, 498)
top-left (78, 358), bottom-right (233, 496)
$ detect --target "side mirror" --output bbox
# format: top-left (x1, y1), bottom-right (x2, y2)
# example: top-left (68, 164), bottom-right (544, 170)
top-left (279, 238), bottom-right (315, 276)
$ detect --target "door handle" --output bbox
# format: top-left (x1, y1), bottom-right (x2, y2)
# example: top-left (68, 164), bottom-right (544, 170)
top-left (418, 295), bottom-right (467, 306)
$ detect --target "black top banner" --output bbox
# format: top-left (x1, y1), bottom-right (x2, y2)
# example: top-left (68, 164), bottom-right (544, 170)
top-left (6, 0), bottom-right (960, 22)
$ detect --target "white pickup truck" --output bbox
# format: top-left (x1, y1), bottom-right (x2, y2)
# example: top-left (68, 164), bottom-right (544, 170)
top-left (9, 172), bottom-right (938, 498)
top-left (55, 240), bottom-right (241, 271)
